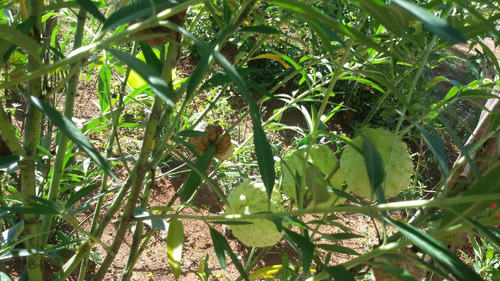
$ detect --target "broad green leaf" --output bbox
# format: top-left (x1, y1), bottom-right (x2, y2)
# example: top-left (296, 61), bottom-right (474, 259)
top-left (362, 136), bottom-right (385, 202)
top-left (305, 166), bottom-right (330, 206)
top-left (108, 48), bottom-right (174, 107)
top-left (238, 25), bottom-right (280, 34)
top-left (76, 0), bottom-right (105, 22)
top-left (209, 227), bottom-right (249, 281)
top-left (167, 218), bottom-right (184, 278)
top-left (0, 24), bottom-right (41, 64)
top-left (27, 96), bottom-right (118, 182)
top-left (181, 146), bottom-right (215, 202)
top-left (369, 261), bottom-right (417, 281)
top-left (392, 0), bottom-right (466, 43)
top-left (384, 217), bottom-right (483, 281)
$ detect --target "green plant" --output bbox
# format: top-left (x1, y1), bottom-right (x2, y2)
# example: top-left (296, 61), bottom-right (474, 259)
top-left (0, 0), bottom-right (499, 280)
top-left (460, 236), bottom-right (500, 281)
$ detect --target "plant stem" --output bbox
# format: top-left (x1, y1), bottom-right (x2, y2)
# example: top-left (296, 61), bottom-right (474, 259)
top-left (39, 7), bottom-right (87, 250)
top-left (19, 0), bottom-right (44, 279)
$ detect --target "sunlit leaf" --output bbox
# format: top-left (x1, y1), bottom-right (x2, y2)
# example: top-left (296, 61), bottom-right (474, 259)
top-left (392, 0), bottom-right (466, 43)
top-left (167, 218), bottom-right (184, 278)
top-left (108, 48), bottom-right (174, 107)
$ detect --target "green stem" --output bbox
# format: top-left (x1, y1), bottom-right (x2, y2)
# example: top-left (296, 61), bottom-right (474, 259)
top-left (38, 8), bottom-right (87, 250)
top-left (132, 192), bottom-right (500, 222)
top-left (20, 0), bottom-right (44, 279)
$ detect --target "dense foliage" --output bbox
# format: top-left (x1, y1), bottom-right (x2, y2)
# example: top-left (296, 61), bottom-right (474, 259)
top-left (0, 0), bottom-right (499, 280)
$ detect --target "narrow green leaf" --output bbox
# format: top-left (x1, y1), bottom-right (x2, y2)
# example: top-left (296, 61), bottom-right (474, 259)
top-left (65, 184), bottom-right (98, 209)
top-left (357, 0), bottom-right (402, 36)
top-left (1, 17), bottom-right (34, 63)
top-left (167, 218), bottom-right (184, 278)
top-left (208, 227), bottom-right (250, 281)
top-left (102, 0), bottom-right (180, 31)
top-left (362, 136), bottom-right (385, 202)
top-left (0, 24), bottom-right (41, 64)
top-left (27, 96), bottom-right (118, 182)
top-left (209, 226), bottom-right (227, 269)
top-left (98, 62), bottom-right (111, 112)
top-left (181, 146), bottom-right (215, 202)
top-left (107, 48), bottom-right (174, 107)
top-left (392, 0), bottom-right (466, 43)
top-left (238, 25), bottom-right (280, 34)
top-left (211, 49), bottom-right (275, 199)
top-left (415, 126), bottom-right (448, 179)
top-left (165, 23), bottom-right (276, 197)
top-left (76, 0), bottom-right (105, 22)
top-left (138, 42), bottom-right (163, 73)
top-left (0, 249), bottom-right (48, 260)
top-left (384, 217), bottom-right (483, 281)
top-left (316, 244), bottom-right (360, 256)
top-left (284, 229), bottom-right (314, 276)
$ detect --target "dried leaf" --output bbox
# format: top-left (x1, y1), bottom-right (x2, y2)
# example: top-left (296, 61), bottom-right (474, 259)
top-left (188, 124), bottom-right (233, 161)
